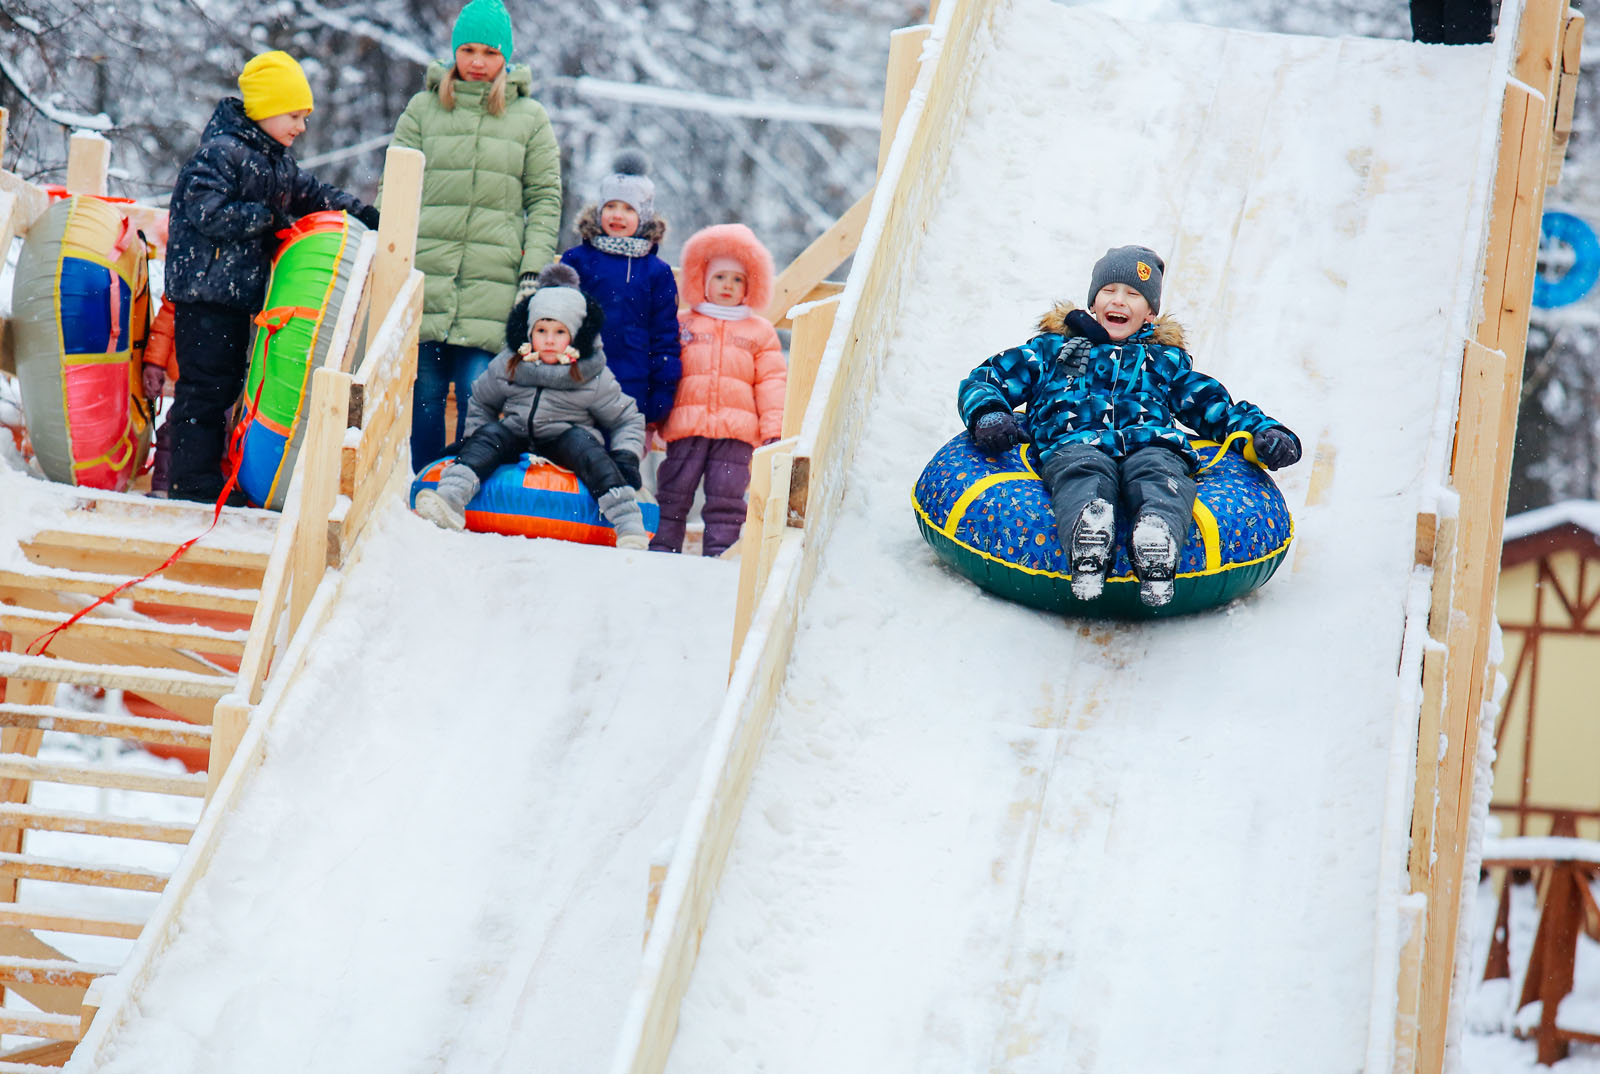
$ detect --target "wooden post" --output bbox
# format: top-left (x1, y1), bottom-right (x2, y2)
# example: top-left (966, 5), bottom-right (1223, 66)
top-left (782, 297), bottom-right (839, 441)
top-left (205, 700), bottom-right (249, 802)
top-left (1521, 861), bottom-right (1587, 1064)
top-left (729, 444), bottom-right (777, 676)
top-left (1547, 13), bottom-right (1585, 186)
top-left (0, 108), bottom-right (9, 169)
top-left (64, 133), bottom-right (109, 197)
top-left (879, 26), bottom-right (933, 178)
top-left (287, 369), bottom-right (351, 638)
top-left (366, 147), bottom-right (424, 351)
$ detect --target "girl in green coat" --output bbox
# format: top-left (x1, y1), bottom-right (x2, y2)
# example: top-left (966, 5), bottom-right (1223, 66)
top-left (390, 0), bottom-right (563, 470)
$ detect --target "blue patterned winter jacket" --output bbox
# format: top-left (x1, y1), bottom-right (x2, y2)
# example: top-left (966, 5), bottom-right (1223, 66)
top-left (957, 303), bottom-right (1294, 471)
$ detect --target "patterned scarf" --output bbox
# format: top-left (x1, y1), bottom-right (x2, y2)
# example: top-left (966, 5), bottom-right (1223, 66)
top-left (591, 234), bottom-right (652, 258)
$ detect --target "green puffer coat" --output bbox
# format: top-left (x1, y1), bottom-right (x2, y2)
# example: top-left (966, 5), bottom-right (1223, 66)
top-left (389, 62), bottom-right (563, 352)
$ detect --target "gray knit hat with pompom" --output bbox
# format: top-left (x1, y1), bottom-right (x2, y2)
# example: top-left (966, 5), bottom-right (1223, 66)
top-left (524, 262), bottom-right (588, 338)
top-left (597, 148), bottom-right (656, 226)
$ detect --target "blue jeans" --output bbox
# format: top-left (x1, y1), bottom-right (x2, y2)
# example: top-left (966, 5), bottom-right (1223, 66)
top-left (411, 341), bottom-right (494, 471)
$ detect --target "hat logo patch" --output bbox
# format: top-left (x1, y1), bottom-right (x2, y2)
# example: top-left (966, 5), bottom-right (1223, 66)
top-left (1136, 261), bottom-right (1152, 282)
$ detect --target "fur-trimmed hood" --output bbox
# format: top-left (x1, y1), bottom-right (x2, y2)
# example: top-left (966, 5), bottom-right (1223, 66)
top-left (574, 205), bottom-right (668, 247)
top-left (1037, 300), bottom-right (1186, 348)
top-left (678, 223), bottom-right (775, 311)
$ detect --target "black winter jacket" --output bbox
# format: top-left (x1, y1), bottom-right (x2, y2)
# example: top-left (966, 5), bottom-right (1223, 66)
top-left (166, 98), bottom-right (369, 310)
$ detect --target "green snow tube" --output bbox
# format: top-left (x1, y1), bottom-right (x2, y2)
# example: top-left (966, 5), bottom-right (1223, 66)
top-left (12, 194), bottom-right (152, 490)
top-left (234, 210), bottom-right (367, 510)
top-left (912, 433), bottom-right (1293, 619)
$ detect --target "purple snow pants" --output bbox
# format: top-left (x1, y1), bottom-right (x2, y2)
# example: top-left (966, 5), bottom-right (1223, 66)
top-left (650, 436), bottom-right (754, 556)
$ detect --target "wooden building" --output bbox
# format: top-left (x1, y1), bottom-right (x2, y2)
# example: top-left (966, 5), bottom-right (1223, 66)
top-left (1492, 500), bottom-right (1600, 838)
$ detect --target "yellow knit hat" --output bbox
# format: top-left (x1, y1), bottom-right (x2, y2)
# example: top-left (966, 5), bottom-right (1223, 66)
top-left (238, 51), bottom-right (314, 121)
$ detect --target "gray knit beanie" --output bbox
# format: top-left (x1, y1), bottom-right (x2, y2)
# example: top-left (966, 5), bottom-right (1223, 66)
top-left (1087, 245), bottom-right (1164, 314)
top-left (524, 263), bottom-right (587, 338)
top-left (597, 148), bottom-right (655, 227)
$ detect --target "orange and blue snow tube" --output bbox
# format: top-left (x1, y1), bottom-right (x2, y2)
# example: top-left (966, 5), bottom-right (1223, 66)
top-left (12, 195), bottom-right (152, 490)
top-left (410, 454), bottom-right (661, 546)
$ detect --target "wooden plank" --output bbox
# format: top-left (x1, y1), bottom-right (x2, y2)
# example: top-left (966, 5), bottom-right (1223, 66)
top-left (878, 26), bottom-right (932, 177)
top-left (0, 171), bottom-right (49, 236)
top-left (1474, 89), bottom-right (1531, 355)
top-left (0, 1052), bottom-right (78, 1074)
top-left (366, 146), bottom-right (424, 352)
top-left (0, 570), bottom-right (257, 617)
top-left (0, 608), bottom-right (238, 687)
top-left (1427, 514), bottom-right (1459, 644)
top-left (235, 481), bottom-right (300, 706)
top-left (1392, 896), bottom-right (1426, 1074)
top-left (1408, 645), bottom-right (1447, 891)
top-left (0, 608), bottom-right (246, 659)
top-left (0, 652), bottom-right (232, 700)
top-left (753, 452), bottom-right (793, 609)
top-left (1547, 14), bottom-right (1584, 186)
top-left (64, 134), bottom-right (109, 197)
top-left (1416, 341), bottom-right (1515, 1074)
top-left (0, 1008), bottom-right (83, 1042)
top-left (770, 282), bottom-right (844, 331)
top-left (0, 854), bottom-right (166, 893)
top-left (0, 754), bottom-right (208, 798)
top-left (207, 700), bottom-right (249, 802)
top-left (0, 679), bottom-right (46, 907)
top-left (762, 189), bottom-right (873, 325)
top-left (351, 282), bottom-right (422, 484)
top-left (320, 230), bottom-right (377, 374)
top-left (22, 528), bottom-right (269, 575)
top-left (0, 804), bottom-right (194, 845)
top-left (289, 369), bottom-right (352, 635)
top-left (0, 956), bottom-right (114, 990)
top-left (0, 929), bottom-right (84, 1016)
top-left (0, 702), bottom-right (211, 749)
top-left (783, 298), bottom-right (839, 441)
top-left (729, 443), bottom-right (778, 676)
top-left (1414, 511), bottom-right (1437, 568)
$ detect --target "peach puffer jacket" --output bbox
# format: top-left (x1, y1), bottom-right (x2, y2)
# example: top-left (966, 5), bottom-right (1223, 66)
top-left (662, 224), bottom-right (786, 447)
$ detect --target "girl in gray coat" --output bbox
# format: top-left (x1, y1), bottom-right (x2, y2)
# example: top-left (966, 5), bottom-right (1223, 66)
top-left (414, 264), bottom-right (649, 548)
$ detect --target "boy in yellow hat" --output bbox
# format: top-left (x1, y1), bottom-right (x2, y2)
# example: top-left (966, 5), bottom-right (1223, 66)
top-left (164, 50), bottom-right (380, 504)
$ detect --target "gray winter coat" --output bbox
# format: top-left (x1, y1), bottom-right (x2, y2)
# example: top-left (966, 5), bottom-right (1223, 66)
top-left (465, 348), bottom-right (646, 457)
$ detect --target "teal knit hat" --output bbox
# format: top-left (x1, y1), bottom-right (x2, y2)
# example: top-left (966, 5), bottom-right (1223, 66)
top-left (451, 0), bottom-right (513, 61)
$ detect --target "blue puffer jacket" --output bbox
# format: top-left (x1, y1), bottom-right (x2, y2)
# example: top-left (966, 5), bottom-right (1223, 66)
top-left (957, 303), bottom-right (1294, 471)
top-left (167, 98), bottom-right (370, 311)
top-left (560, 209), bottom-right (682, 422)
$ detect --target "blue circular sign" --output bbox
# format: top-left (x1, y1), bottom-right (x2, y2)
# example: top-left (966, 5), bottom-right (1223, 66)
top-left (1535, 211), bottom-right (1600, 309)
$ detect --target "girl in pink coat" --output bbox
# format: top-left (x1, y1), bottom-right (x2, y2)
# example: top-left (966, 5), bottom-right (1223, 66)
top-left (651, 223), bottom-right (786, 556)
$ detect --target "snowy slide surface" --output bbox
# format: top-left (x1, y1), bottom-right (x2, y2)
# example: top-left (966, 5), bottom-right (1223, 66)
top-left (661, 5), bottom-right (1500, 1073)
top-left (82, 513), bottom-right (740, 1073)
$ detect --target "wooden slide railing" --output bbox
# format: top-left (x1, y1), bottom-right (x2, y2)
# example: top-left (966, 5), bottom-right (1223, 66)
top-left (1397, 4), bottom-right (1583, 1074)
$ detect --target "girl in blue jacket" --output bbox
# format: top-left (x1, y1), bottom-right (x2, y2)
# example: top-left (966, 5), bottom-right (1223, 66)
top-left (957, 245), bottom-right (1301, 608)
top-left (560, 150), bottom-right (682, 433)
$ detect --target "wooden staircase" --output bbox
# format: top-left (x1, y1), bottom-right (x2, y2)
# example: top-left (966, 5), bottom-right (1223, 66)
top-left (0, 494), bottom-right (275, 1061)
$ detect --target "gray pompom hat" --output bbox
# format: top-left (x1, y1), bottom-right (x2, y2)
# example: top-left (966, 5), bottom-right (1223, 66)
top-left (1087, 245), bottom-right (1164, 314)
top-left (524, 263), bottom-right (587, 337)
top-left (598, 148), bottom-right (656, 227)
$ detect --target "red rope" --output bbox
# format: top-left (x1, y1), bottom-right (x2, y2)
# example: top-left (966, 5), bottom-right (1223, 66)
top-left (26, 313), bottom-right (304, 658)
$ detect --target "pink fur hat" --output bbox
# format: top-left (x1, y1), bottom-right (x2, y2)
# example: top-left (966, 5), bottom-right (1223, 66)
top-left (680, 223), bottom-right (775, 311)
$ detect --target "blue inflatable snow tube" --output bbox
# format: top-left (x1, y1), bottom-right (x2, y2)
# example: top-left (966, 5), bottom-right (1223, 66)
top-left (912, 433), bottom-right (1293, 618)
top-left (411, 454), bottom-right (659, 546)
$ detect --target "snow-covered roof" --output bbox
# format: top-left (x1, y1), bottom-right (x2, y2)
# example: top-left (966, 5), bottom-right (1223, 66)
top-left (1502, 499), bottom-right (1600, 542)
